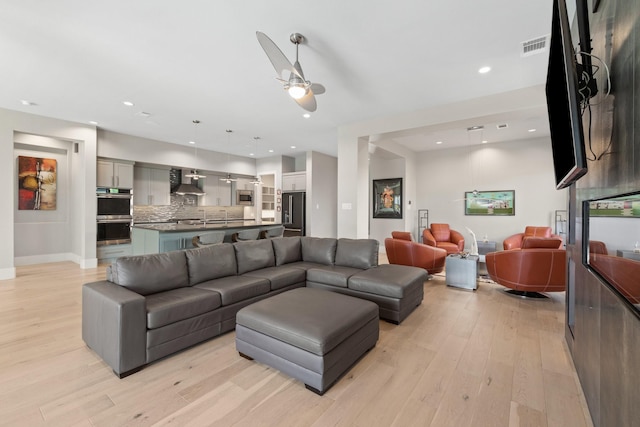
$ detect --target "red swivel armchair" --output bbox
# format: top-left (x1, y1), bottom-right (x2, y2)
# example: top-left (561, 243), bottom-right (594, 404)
top-left (486, 237), bottom-right (566, 298)
top-left (422, 223), bottom-right (464, 254)
top-left (503, 226), bottom-right (563, 250)
top-left (385, 236), bottom-right (447, 275)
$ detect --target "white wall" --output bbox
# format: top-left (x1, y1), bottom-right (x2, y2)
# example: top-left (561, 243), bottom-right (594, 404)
top-left (0, 108), bottom-right (97, 279)
top-left (98, 129), bottom-right (256, 177)
top-left (589, 217), bottom-right (640, 254)
top-left (369, 157), bottom-right (405, 244)
top-left (416, 137), bottom-right (568, 249)
top-left (306, 151), bottom-right (337, 237)
top-left (14, 135), bottom-right (73, 264)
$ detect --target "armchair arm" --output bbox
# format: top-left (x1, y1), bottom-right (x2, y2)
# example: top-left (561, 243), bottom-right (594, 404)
top-left (449, 229), bottom-right (465, 252)
top-left (412, 243), bottom-right (447, 273)
top-left (422, 229), bottom-right (437, 247)
top-left (503, 233), bottom-right (524, 250)
top-left (82, 281), bottom-right (147, 377)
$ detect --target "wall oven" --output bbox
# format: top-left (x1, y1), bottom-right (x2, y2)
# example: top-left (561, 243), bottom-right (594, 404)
top-left (97, 188), bottom-right (132, 245)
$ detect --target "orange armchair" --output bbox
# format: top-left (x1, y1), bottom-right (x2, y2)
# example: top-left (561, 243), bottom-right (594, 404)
top-left (422, 223), bottom-right (464, 254)
top-left (385, 237), bottom-right (447, 275)
top-left (486, 238), bottom-right (566, 297)
top-left (590, 253), bottom-right (640, 304)
top-left (391, 231), bottom-right (413, 241)
top-left (503, 226), bottom-right (563, 250)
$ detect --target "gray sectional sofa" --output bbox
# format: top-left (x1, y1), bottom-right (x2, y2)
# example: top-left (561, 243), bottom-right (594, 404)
top-left (82, 236), bottom-right (427, 377)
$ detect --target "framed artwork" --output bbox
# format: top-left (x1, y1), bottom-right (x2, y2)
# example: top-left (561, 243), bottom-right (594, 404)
top-left (18, 156), bottom-right (57, 210)
top-left (588, 196), bottom-right (640, 217)
top-left (373, 178), bottom-right (402, 219)
top-left (464, 190), bottom-right (514, 216)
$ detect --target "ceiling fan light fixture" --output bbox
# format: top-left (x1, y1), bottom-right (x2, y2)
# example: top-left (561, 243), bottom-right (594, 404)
top-left (288, 84), bottom-right (307, 99)
top-left (184, 169), bottom-right (206, 180)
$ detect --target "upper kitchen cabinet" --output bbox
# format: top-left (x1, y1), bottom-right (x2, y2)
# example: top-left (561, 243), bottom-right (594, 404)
top-left (282, 171), bottom-right (306, 191)
top-left (133, 166), bottom-right (170, 205)
top-left (203, 176), bottom-right (232, 206)
top-left (97, 159), bottom-right (134, 189)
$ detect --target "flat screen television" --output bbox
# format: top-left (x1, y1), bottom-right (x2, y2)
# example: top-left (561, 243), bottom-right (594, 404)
top-left (545, 0), bottom-right (588, 189)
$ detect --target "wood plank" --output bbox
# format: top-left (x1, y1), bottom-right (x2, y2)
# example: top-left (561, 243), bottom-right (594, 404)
top-left (0, 262), bottom-right (593, 427)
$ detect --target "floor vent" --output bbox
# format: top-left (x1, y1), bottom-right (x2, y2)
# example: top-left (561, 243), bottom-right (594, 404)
top-left (521, 35), bottom-right (549, 57)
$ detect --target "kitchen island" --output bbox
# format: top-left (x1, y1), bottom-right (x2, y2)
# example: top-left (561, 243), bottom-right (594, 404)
top-left (132, 220), bottom-right (278, 255)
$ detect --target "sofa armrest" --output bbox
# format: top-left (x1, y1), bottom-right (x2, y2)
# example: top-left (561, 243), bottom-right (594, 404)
top-left (82, 281), bottom-right (147, 377)
top-left (503, 233), bottom-right (524, 250)
top-left (422, 229), bottom-right (437, 247)
top-left (449, 229), bottom-right (465, 252)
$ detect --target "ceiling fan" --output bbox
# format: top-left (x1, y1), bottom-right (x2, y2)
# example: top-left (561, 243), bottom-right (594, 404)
top-left (256, 31), bottom-right (326, 112)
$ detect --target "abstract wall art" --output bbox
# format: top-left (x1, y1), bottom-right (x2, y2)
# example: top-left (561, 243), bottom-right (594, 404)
top-left (18, 155), bottom-right (57, 210)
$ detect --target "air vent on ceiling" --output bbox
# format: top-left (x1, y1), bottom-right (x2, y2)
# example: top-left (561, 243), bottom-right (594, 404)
top-left (497, 123), bottom-right (508, 129)
top-left (521, 35), bottom-right (549, 57)
top-left (467, 125), bottom-right (484, 132)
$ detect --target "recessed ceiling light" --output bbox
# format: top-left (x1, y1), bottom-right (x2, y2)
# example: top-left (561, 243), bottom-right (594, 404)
top-left (291, 146), bottom-right (297, 149)
top-left (528, 128), bottom-right (537, 132)
top-left (89, 121), bottom-right (98, 125)
top-left (303, 113), bottom-right (311, 118)
top-left (478, 66), bottom-right (491, 74)
top-left (436, 141), bottom-right (443, 145)
top-left (188, 141), bottom-right (195, 144)
top-left (268, 149), bottom-right (274, 153)
top-left (482, 140), bottom-right (488, 144)
top-left (122, 101), bottom-right (134, 106)
top-left (20, 99), bottom-right (36, 106)
top-left (249, 153), bottom-right (255, 156)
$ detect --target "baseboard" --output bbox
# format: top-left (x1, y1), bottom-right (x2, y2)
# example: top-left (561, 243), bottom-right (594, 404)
top-left (0, 267), bottom-right (16, 280)
top-left (14, 252), bottom-right (77, 266)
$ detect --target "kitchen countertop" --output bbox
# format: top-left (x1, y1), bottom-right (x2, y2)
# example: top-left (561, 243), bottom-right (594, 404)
top-left (133, 220), bottom-right (277, 232)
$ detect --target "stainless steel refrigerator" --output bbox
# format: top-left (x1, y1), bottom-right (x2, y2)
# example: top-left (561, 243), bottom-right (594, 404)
top-left (282, 192), bottom-right (305, 236)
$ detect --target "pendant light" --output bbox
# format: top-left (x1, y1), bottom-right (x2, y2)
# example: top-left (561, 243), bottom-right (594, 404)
top-left (185, 120), bottom-right (206, 180)
top-left (220, 130), bottom-right (238, 183)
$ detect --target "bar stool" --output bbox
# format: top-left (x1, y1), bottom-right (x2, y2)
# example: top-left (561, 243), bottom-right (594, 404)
top-left (231, 228), bottom-right (261, 242)
top-left (259, 225), bottom-right (285, 239)
top-left (192, 231), bottom-right (226, 247)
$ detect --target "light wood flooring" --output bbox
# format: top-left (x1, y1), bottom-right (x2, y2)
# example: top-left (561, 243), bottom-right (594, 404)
top-left (0, 261), bottom-right (593, 427)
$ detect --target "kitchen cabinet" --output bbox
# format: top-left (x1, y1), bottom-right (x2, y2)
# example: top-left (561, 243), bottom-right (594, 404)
top-left (133, 167), bottom-right (170, 205)
top-left (282, 172), bottom-right (306, 191)
top-left (97, 244), bottom-right (132, 263)
top-left (159, 231), bottom-right (197, 252)
top-left (97, 159), bottom-right (134, 189)
top-left (203, 177), bottom-right (232, 206)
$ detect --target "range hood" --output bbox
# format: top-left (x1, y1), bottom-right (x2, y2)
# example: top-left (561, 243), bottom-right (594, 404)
top-left (170, 168), bottom-right (205, 196)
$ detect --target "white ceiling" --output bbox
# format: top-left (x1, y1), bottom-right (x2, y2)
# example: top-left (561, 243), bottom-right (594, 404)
top-left (0, 0), bottom-right (554, 159)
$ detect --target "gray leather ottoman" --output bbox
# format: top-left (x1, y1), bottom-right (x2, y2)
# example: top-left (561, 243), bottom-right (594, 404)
top-left (235, 287), bottom-right (379, 395)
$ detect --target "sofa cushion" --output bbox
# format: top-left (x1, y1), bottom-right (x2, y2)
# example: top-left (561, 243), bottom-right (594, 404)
top-left (234, 239), bottom-right (276, 275)
top-left (194, 275), bottom-right (270, 305)
top-left (521, 237), bottom-right (563, 249)
top-left (146, 287), bottom-right (222, 329)
top-left (335, 238), bottom-right (379, 269)
top-left (306, 265), bottom-right (364, 288)
top-left (301, 237), bottom-right (337, 265)
top-left (243, 266), bottom-right (307, 290)
top-left (272, 236), bottom-right (302, 266)
top-left (185, 243), bottom-right (237, 285)
top-left (110, 251), bottom-right (188, 296)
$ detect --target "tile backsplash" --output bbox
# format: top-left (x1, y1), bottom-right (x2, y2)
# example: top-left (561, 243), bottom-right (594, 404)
top-left (133, 204), bottom-right (245, 223)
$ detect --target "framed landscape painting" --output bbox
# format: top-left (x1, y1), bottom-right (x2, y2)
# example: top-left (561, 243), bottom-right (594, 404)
top-left (373, 178), bottom-right (402, 219)
top-left (464, 190), bottom-right (514, 216)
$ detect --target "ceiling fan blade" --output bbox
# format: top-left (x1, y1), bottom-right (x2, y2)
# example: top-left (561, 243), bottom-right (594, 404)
top-left (256, 31), bottom-right (303, 80)
top-left (294, 90), bottom-right (317, 112)
top-left (310, 83), bottom-right (325, 95)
